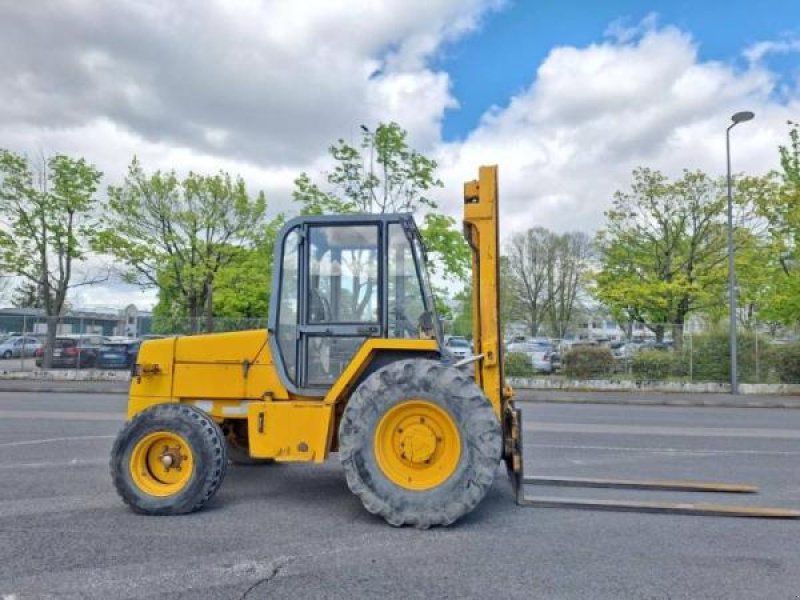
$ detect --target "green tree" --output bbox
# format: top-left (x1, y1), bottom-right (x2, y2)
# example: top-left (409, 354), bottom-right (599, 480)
top-left (449, 285), bottom-right (473, 338)
top-left (292, 122), bottom-right (470, 282)
top-left (715, 174), bottom-right (779, 328)
top-left (595, 168), bottom-right (731, 344)
top-left (504, 228), bottom-right (590, 337)
top-left (10, 279), bottom-right (43, 309)
top-left (212, 216), bottom-right (284, 322)
top-left (0, 150), bottom-right (103, 366)
top-left (546, 231), bottom-right (592, 338)
top-left (505, 227), bottom-right (552, 336)
top-left (753, 122), bottom-right (800, 324)
top-left (97, 159), bottom-right (269, 332)
top-left (418, 213), bottom-right (471, 281)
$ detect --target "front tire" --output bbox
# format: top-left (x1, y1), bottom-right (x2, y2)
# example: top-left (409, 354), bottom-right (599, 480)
top-left (110, 404), bottom-right (228, 515)
top-left (339, 359), bottom-right (501, 528)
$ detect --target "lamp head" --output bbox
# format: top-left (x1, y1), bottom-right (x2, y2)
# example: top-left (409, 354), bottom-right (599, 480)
top-left (731, 111), bottom-right (755, 124)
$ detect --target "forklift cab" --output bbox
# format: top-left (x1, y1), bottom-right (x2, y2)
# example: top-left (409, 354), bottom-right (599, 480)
top-left (268, 214), bottom-right (441, 395)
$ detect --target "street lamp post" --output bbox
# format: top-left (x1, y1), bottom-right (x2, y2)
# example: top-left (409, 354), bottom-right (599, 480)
top-left (360, 124), bottom-right (377, 212)
top-left (726, 110), bottom-right (754, 395)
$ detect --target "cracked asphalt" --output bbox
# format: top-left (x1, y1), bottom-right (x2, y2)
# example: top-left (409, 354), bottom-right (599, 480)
top-left (1, 391), bottom-right (799, 599)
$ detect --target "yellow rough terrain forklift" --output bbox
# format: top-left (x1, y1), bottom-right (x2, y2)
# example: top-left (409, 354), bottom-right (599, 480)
top-left (111, 166), bottom-right (798, 526)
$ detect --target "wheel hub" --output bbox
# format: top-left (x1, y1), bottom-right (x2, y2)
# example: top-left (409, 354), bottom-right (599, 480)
top-left (159, 445), bottom-right (185, 471)
top-left (129, 432), bottom-right (194, 497)
top-left (374, 400), bottom-right (461, 490)
top-left (398, 423), bottom-right (437, 464)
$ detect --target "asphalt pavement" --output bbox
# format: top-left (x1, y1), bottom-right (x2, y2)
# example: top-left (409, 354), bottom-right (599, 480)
top-left (1, 392), bottom-right (799, 599)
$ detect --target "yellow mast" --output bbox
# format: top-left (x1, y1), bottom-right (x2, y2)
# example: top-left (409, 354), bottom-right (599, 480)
top-left (463, 165), bottom-right (507, 417)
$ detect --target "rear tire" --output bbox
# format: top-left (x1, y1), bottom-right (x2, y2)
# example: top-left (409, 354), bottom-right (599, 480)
top-left (110, 403), bottom-right (228, 515)
top-left (339, 359), bottom-right (501, 528)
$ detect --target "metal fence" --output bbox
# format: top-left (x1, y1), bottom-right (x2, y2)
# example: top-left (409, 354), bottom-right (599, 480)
top-left (504, 321), bottom-right (800, 385)
top-left (2, 311), bottom-right (798, 385)
top-left (0, 314), bottom-right (268, 373)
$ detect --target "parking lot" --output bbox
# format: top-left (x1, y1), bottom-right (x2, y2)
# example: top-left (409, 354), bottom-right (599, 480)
top-left (1, 391), bottom-right (799, 599)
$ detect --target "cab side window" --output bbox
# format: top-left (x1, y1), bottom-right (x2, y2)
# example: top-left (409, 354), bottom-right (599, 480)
top-left (387, 224), bottom-right (425, 338)
top-left (276, 229), bottom-right (300, 383)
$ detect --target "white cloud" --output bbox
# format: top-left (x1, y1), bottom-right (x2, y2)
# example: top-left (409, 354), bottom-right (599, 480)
top-left (743, 38), bottom-right (800, 63)
top-left (0, 0), bottom-right (500, 209)
top-left (603, 12), bottom-right (660, 44)
top-left (2, 7), bottom-right (798, 308)
top-left (435, 24), bottom-right (799, 240)
top-left (0, 0), bottom-right (500, 308)
top-left (0, 0), bottom-right (498, 162)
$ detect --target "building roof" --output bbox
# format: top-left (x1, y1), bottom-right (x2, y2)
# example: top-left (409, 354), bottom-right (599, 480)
top-left (0, 307), bottom-right (152, 320)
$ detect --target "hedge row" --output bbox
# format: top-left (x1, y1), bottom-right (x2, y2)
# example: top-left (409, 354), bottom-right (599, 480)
top-left (562, 346), bottom-right (615, 378)
top-left (618, 335), bottom-right (799, 383)
top-left (631, 350), bottom-right (676, 380)
top-left (505, 352), bottom-right (535, 377)
top-left (503, 338), bottom-right (800, 383)
top-left (770, 343), bottom-right (800, 383)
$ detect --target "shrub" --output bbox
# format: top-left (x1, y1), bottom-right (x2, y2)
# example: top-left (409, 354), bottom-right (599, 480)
top-left (563, 345), bottom-right (614, 378)
top-left (631, 350), bottom-right (676, 380)
top-left (505, 352), bottom-right (535, 377)
top-left (685, 330), bottom-right (760, 383)
top-left (767, 342), bottom-right (800, 384)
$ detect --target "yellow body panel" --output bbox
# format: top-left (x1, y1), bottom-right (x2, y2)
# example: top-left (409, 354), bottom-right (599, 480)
top-left (322, 338), bottom-right (438, 405)
top-left (247, 401), bottom-right (334, 462)
top-left (245, 363), bottom-right (292, 400)
top-left (173, 363), bottom-right (245, 398)
top-left (129, 337), bottom-right (176, 400)
top-left (128, 333), bottom-right (439, 462)
top-left (128, 329), bottom-right (292, 418)
top-left (172, 329), bottom-right (289, 401)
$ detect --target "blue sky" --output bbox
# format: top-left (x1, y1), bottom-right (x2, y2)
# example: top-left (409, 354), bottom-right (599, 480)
top-left (437, 0), bottom-right (800, 140)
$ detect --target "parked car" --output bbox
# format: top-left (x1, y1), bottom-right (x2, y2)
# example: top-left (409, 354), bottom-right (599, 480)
top-left (95, 339), bottom-right (141, 369)
top-left (640, 340), bottom-right (673, 351)
top-left (507, 339), bottom-right (555, 373)
top-left (35, 336), bottom-right (103, 368)
top-left (612, 342), bottom-right (640, 359)
top-left (445, 336), bottom-right (473, 360)
top-left (549, 350), bottom-right (562, 372)
top-left (0, 336), bottom-right (42, 359)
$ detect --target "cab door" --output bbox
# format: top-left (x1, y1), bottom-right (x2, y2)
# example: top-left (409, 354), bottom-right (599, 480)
top-left (298, 223), bottom-right (381, 389)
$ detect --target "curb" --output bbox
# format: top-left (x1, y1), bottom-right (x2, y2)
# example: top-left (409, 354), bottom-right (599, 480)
top-left (0, 387), bottom-right (127, 394)
top-left (0, 383), bottom-right (128, 394)
top-left (514, 396), bottom-right (800, 409)
top-left (507, 377), bottom-right (800, 396)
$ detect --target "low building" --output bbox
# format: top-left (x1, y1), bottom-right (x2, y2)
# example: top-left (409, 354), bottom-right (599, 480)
top-left (0, 306), bottom-right (152, 338)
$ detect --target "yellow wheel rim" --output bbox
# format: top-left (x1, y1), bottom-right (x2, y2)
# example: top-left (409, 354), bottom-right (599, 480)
top-left (374, 400), bottom-right (461, 491)
top-left (129, 431), bottom-right (194, 497)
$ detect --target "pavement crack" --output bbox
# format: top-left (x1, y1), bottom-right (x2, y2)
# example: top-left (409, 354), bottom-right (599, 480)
top-left (238, 556), bottom-right (294, 599)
